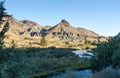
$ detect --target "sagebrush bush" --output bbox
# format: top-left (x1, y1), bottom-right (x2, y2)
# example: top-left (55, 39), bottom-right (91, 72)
top-left (0, 47), bottom-right (90, 78)
top-left (93, 67), bottom-right (120, 78)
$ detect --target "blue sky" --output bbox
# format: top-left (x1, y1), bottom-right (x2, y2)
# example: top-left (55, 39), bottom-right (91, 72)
top-left (4, 0), bottom-right (120, 36)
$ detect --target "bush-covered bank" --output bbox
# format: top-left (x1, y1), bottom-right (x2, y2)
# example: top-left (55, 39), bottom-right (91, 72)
top-left (48, 67), bottom-right (120, 78)
top-left (91, 37), bottom-right (120, 71)
top-left (30, 66), bottom-right (91, 78)
top-left (0, 47), bottom-right (90, 78)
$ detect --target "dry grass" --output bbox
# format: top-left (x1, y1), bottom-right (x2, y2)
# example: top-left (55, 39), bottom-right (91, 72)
top-left (3, 33), bottom-right (97, 49)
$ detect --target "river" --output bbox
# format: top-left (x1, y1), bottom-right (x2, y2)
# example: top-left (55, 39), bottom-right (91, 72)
top-left (72, 50), bottom-right (94, 58)
top-left (48, 69), bottom-right (93, 78)
top-left (47, 50), bottom-right (94, 78)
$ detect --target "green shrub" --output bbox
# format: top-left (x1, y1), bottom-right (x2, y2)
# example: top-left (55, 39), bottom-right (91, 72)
top-left (0, 47), bottom-right (90, 78)
top-left (94, 67), bottom-right (120, 78)
top-left (40, 36), bottom-right (47, 46)
top-left (91, 37), bottom-right (120, 71)
top-left (65, 41), bottom-right (69, 45)
top-left (112, 50), bottom-right (120, 68)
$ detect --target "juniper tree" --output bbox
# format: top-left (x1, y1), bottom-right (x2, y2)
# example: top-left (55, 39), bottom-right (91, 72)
top-left (0, 0), bottom-right (11, 49)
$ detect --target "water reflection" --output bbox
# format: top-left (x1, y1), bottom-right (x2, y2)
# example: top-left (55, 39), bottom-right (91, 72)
top-left (48, 70), bottom-right (92, 78)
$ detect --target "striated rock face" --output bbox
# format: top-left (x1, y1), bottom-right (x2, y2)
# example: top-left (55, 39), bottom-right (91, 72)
top-left (45, 19), bottom-right (107, 42)
top-left (7, 18), bottom-right (107, 42)
top-left (8, 17), bottom-right (28, 35)
top-left (7, 18), bottom-right (43, 37)
top-left (4, 17), bottom-right (107, 48)
top-left (46, 19), bottom-right (81, 42)
top-left (21, 20), bottom-right (43, 36)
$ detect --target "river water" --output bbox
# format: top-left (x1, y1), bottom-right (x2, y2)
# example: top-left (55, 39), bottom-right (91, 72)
top-left (48, 70), bottom-right (93, 78)
top-left (48, 50), bottom-right (93, 78)
top-left (72, 50), bottom-right (94, 58)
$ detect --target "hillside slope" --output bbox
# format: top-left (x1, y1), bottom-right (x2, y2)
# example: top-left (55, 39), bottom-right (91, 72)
top-left (2, 17), bottom-right (107, 48)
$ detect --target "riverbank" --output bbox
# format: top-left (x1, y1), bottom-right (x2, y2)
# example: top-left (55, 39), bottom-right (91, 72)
top-left (48, 69), bottom-right (92, 78)
top-left (30, 66), bottom-right (91, 78)
top-left (29, 49), bottom-right (92, 78)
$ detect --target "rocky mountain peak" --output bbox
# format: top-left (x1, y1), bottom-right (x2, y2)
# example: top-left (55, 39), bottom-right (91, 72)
top-left (61, 19), bottom-right (70, 25)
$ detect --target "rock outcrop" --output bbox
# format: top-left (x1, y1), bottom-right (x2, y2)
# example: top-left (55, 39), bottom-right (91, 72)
top-left (7, 18), bottom-right (43, 37)
top-left (45, 19), bottom-right (107, 42)
top-left (4, 17), bottom-right (108, 48)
